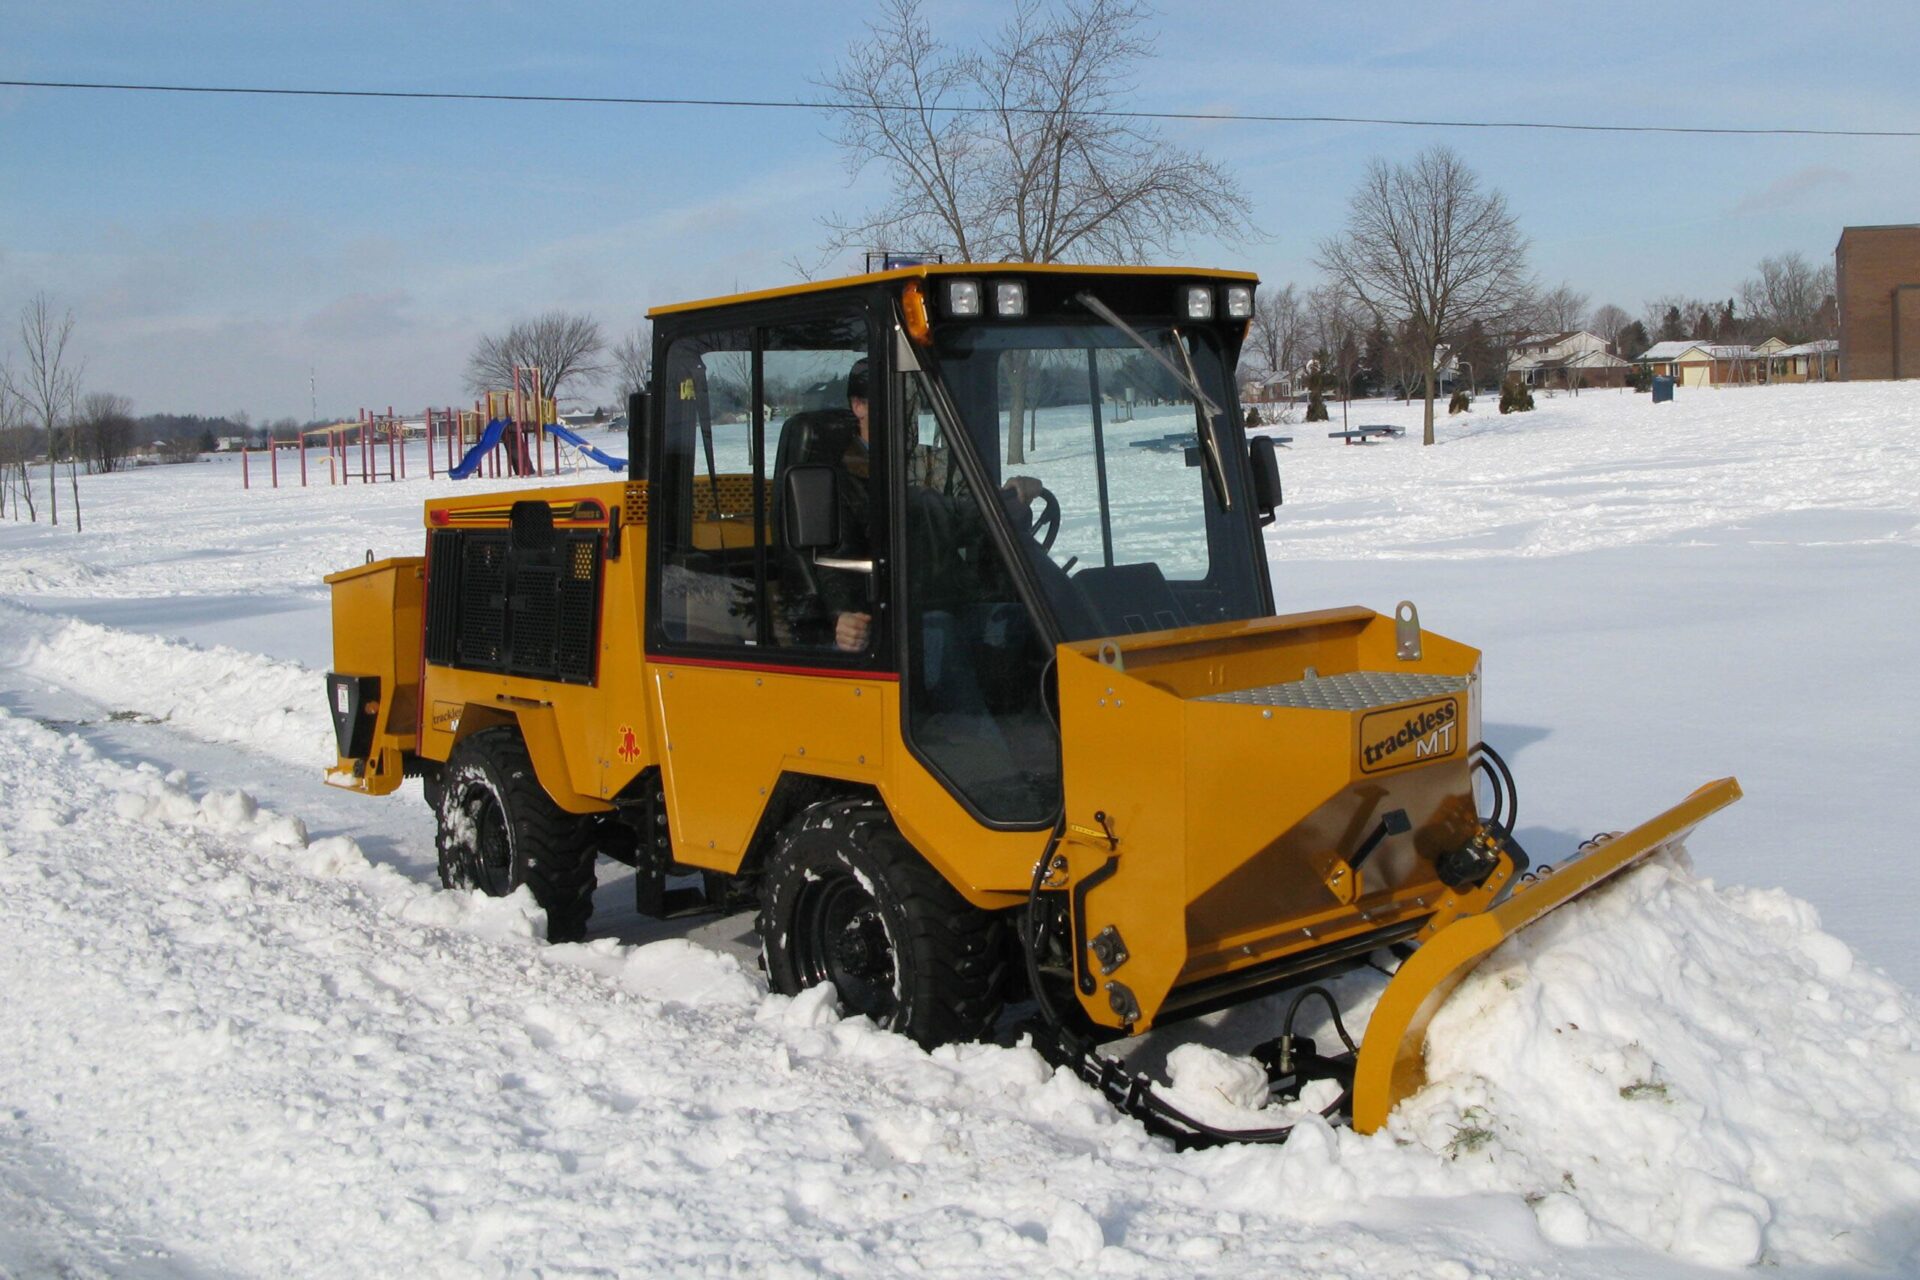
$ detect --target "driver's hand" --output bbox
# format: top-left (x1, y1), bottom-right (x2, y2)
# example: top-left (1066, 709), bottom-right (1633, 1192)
top-left (1002, 475), bottom-right (1044, 505)
top-left (835, 611), bottom-right (871, 652)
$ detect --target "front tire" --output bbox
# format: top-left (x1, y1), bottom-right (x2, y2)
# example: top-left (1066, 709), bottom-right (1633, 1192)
top-left (758, 800), bottom-right (1007, 1047)
top-left (435, 727), bottom-right (598, 942)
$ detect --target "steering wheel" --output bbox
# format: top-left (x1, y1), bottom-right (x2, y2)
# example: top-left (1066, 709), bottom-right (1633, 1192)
top-left (1024, 485), bottom-right (1061, 553)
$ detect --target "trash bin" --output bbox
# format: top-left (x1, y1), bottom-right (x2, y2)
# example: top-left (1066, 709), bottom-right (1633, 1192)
top-left (1651, 375), bottom-right (1675, 404)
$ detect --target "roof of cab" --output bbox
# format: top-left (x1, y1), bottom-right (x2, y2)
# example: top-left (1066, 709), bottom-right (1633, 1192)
top-left (646, 261), bottom-right (1260, 319)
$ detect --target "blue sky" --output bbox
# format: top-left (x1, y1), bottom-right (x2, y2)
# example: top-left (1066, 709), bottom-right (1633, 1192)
top-left (4, 0), bottom-right (1916, 420)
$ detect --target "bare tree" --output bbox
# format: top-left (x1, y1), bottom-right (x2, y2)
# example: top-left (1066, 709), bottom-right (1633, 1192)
top-left (610, 322), bottom-right (653, 402)
top-left (1529, 282), bottom-right (1589, 335)
top-left (820, 0), bottom-right (1254, 462)
top-left (0, 368), bottom-right (33, 521)
top-left (18, 295), bottom-right (82, 528)
top-left (1241, 283), bottom-right (1304, 391)
top-left (1643, 295), bottom-right (1718, 344)
top-left (465, 311), bottom-right (609, 401)
top-left (1306, 284), bottom-right (1365, 431)
top-left (75, 392), bottom-right (136, 475)
top-left (1590, 303), bottom-right (1632, 354)
top-left (1739, 251), bottom-right (1835, 343)
top-left (1316, 147), bottom-right (1530, 445)
top-left (822, 0), bottom-right (1253, 264)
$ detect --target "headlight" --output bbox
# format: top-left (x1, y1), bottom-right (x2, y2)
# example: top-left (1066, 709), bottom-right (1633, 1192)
top-left (1180, 284), bottom-right (1215, 320)
top-left (1224, 285), bottom-right (1254, 319)
top-left (993, 279), bottom-right (1027, 317)
top-left (943, 278), bottom-right (982, 318)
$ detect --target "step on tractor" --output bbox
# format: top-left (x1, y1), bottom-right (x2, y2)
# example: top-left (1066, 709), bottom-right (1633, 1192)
top-left (325, 263), bottom-right (1740, 1145)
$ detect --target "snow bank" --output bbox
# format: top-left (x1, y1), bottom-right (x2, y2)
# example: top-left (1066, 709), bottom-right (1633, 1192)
top-left (1400, 852), bottom-right (1920, 1267)
top-left (2, 698), bottom-right (1915, 1275)
top-left (12, 610), bottom-right (334, 768)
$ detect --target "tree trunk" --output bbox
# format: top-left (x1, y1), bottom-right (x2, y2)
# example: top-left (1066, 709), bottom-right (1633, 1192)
top-left (48, 456), bottom-right (57, 525)
top-left (1005, 352), bottom-right (1030, 465)
top-left (1423, 365), bottom-right (1437, 445)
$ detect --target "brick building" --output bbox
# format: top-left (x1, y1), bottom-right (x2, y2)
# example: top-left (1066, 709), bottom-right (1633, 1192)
top-left (1835, 224), bottom-right (1920, 380)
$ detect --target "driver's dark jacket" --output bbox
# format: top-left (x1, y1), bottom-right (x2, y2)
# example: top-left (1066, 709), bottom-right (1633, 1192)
top-left (816, 432), bottom-right (1033, 634)
top-left (816, 435), bottom-right (872, 625)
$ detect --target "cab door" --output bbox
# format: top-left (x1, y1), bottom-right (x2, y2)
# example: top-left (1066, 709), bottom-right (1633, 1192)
top-left (644, 305), bottom-right (891, 870)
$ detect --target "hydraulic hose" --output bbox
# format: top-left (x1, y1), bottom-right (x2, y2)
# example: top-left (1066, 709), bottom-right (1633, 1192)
top-left (1020, 827), bottom-right (1352, 1149)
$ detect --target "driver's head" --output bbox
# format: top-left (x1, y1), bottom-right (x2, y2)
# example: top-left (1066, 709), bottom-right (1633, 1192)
top-left (846, 358), bottom-right (870, 441)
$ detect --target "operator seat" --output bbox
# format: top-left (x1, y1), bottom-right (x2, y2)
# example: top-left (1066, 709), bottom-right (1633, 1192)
top-left (769, 408), bottom-right (859, 646)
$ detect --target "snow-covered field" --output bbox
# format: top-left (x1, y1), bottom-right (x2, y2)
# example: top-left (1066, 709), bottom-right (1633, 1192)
top-left (1, 382), bottom-right (1916, 1277)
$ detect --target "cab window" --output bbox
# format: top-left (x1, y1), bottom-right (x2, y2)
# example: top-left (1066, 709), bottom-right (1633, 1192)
top-left (652, 312), bottom-right (876, 657)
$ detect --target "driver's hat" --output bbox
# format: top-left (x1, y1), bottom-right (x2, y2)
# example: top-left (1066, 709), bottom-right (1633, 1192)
top-left (846, 358), bottom-right (870, 403)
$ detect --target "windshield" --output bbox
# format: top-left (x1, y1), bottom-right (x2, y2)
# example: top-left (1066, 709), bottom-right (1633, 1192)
top-left (928, 320), bottom-right (1267, 641)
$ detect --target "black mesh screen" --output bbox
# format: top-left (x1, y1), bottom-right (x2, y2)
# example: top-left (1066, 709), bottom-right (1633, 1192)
top-left (510, 565), bottom-right (561, 679)
top-left (456, 535), bottom-right (508, 668)
top-left (422, 525), bottom-right (601, 685)
top-left (557, 571), bottom-right (598, 681)
top-left (424, 530), bottom-right (464, 666)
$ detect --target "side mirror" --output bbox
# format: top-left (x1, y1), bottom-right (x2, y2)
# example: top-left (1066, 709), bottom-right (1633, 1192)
top-left (1249, 435), bottom-right (1283, 525)
top-left (783, 463), bottom-right (841, 551)
top-left (626, 391), bottom-right (650, 480)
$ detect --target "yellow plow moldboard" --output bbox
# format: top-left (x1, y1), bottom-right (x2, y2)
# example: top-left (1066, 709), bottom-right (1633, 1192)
top-left (1349, 777), bottom-right (1743, 1134)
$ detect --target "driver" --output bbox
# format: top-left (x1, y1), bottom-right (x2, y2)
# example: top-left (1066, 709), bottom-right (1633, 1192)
top-left (823, 360), bottom-right (875, 652)
top-left (819, 358), bottom-right (1050, 654)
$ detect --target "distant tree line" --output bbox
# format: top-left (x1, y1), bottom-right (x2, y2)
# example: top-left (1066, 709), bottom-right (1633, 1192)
top-left (1242, 245), bottom-right (1840, 426)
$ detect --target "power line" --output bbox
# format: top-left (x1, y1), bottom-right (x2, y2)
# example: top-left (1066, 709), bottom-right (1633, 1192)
top-left (4, 78), bottom-right (1918, 139)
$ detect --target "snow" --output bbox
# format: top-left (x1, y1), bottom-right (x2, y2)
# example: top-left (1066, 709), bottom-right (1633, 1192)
top-left (0, 388), bottom-right (1917, 1275)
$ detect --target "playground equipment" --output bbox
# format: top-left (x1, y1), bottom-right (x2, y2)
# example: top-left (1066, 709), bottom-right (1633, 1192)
top-left (240, 409), bottom-right (411, 490)
top-left (449, 367), bottom-right (628, 481)
top-left (240, 381), bottom-right (626, 490)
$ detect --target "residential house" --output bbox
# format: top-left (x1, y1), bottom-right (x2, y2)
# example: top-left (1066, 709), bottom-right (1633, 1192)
top-left (1770, 339), bottom-right (1840, 383)
top-left (1635, 340), bottom-right (1773, 387)
top-left (1509, 330), bottom-right (1631, 389)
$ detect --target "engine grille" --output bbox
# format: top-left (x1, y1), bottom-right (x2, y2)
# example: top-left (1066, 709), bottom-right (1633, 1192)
top-left (1200, 669), bottom-right (1468, 711)
top-left (423, 524), bottom-right (602, 685)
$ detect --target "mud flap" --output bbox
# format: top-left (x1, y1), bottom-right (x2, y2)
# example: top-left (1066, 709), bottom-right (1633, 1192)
top-left (1349, 776), bottom-right (1743, 1133)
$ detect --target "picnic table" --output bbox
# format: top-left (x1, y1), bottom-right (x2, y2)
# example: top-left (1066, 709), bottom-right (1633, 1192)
top-left (1328, 425), bottom-right (1405, 445)
top-left (1128, 431), bottom-right (1197, 453)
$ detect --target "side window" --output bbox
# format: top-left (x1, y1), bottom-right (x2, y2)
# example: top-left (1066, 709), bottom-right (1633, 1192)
top-left (654, 313), bottom-right (874, 657)
top-left (763, 313), bottom-right (873, 653)
top-left (657, 329), bottom-right (759, 646)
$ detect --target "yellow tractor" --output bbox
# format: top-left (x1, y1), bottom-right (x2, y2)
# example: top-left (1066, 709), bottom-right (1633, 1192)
top-left (325, 263), bottom-right (1739, 1144)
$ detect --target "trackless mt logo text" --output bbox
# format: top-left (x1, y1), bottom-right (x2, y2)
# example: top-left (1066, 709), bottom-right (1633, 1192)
top-left (1359, 697), bottom-right (1461, 773)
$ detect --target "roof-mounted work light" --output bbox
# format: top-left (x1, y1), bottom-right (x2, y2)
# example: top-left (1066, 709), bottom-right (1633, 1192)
top-left (1181, 284), bottom-right (1215, 320)
top-left (1223, 285), bottom-right (1254, 319)
top-left (943, 278), bottom-right (983, 318)
top-left (993, 279), bottom-right (1028, 317)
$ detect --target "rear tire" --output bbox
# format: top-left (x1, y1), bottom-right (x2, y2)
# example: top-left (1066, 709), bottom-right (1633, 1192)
top-left (758, 800), bottom-right (1007, 1047)
top-left (436, 727), bottom-right (598, 942)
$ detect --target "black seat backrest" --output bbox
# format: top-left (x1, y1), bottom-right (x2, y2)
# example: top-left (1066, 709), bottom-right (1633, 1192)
top-left (769, 409), bottom-right (859, 643)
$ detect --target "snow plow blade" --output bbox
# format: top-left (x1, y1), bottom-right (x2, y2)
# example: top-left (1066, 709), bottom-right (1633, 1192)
top-left (1349, 776), bottom-right (1743, 1134)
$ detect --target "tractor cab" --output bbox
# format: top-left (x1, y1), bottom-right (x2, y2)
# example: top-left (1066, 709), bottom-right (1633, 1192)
top-left (638, 265), bottom-right (1282, 828)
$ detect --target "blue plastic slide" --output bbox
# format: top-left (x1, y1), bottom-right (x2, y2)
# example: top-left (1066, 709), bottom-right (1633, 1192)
top-left (448, 417), bottom-right (508, 480)
top-left (544, 421), bottom-right (628, 471)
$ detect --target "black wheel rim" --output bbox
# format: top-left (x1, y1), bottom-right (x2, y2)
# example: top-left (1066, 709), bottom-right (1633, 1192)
top-left (458, 788), bottom-right (514, 896)
top-left (793, 872), bottom-right (898, 1023)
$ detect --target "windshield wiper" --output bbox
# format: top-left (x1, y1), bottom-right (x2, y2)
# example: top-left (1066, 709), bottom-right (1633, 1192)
top-left (1072, 291), bottom-right (1232, 511)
